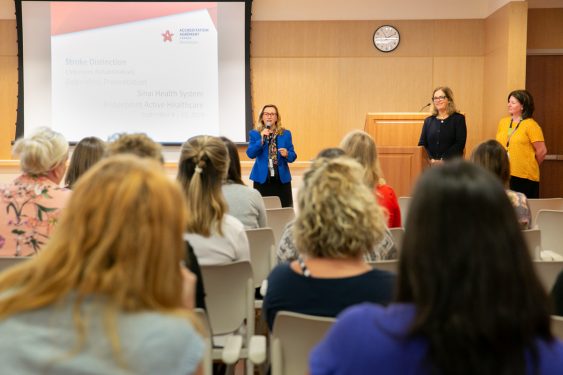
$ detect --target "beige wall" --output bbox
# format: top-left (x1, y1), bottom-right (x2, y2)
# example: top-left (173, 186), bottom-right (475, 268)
top-left (0, 19), bottom-right (16, 159)
top-left (482, 1), bottom-right (528, 140)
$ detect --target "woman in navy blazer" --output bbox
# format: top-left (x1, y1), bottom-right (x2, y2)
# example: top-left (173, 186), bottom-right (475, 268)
top-left (246, 104), bottom-right (297, 207)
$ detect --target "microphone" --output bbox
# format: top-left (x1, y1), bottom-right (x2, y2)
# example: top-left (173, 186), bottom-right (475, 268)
top-left (419, 103), bottom-right (431, 112)
top-left (263, 122), bottom-right (272, 143)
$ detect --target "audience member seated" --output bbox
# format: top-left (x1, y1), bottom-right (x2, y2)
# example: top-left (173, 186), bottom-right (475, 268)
top-left (310, 160), bottom-right (562, 375)
top-left (340, 130), bottom-right (401, 228)
top-left (0, 127), bottom-right (71, 257)
top-left (0, 155), bottom-right (204, 374)
top-left (471, 139), bottom-right (531, 229)
top-left (178, 135), bottom-right (250, 265)
top-left (220, 136), bottom-right (267, 229)
top-left (263, 157), bottom-right (395, 330)
top-left (64, 136), bottom-right (106, 189)
top-left (276, 147), bottom-right (396, 264)
top-left (106, 132), bottom-right (164, 162)
top-left (107, 132), bottom-right (206, 309)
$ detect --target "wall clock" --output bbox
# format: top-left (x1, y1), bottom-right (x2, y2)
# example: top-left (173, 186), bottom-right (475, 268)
top-left (373, 25), bottom-right (400, 53)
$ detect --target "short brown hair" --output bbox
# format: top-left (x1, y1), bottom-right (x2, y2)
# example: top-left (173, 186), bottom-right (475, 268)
top-left (470, 140), bottom-right (510, 186)
top-left (106, 133), bottom-right (163, 163)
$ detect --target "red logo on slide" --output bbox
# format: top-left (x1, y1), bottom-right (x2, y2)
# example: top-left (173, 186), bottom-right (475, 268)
top-left (162, 30), bottom-right (174, 42)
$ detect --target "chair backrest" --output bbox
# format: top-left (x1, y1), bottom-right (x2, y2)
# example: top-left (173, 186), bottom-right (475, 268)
top-left (271, 311), bottom-right (335, 375)
top-left (369, 260), bottom-right (399, 274)
top-left (522, 228), bottom-right (542, 260)
top-left (536, 210), bottom-right (563, 258)
top-left (528, 198), bottom-right (563, 228)
top-left (389, 227), bottom-right (405, 254)
top-left (266, 208), bottom-right (296, 248)
top-left (245, 228), bottom-right (276, 289)
top-left (194, 308), bottom-right (213, 375)
top-left (552, 315), bottom-right (563, 341)
top-left (262, 196), bottom-right (282, 209)
top-left (398, 197), bottom-right (411, 224)
top-left (200, 261), bottom-right (254, 336)
top-left (532, 260), bottom-right (563, 292)
top-left (0, 257), bottom-right (29, 273)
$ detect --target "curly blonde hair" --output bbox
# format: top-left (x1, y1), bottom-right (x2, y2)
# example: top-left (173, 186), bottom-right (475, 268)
top-left (106, 133), bottom-right (163, 163)
top-left (294, 157), bottom-right (386, 259)
top-left (13, 127), bottom-right (68, 175)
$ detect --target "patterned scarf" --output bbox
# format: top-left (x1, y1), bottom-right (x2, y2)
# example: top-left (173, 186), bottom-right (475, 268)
top-left (268, 133), bottom-right (278, 166)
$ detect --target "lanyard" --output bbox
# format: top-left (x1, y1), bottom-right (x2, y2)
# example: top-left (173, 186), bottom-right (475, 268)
top-left (506, 118), bottom-right (523, 148)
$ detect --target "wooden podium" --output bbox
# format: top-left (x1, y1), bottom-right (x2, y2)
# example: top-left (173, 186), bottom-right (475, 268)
top-left (364, 113), bottom-right (429, 197)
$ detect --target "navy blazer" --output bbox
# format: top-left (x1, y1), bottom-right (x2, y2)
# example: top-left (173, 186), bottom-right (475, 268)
top-left (246, 129), bottom-right (297, 184)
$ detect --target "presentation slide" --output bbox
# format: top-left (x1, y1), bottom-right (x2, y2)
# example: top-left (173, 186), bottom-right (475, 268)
top-left (19, 1), bottom-right (249, 144)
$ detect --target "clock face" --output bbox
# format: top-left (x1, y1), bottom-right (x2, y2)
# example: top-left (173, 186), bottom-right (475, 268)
top-left (373, 25), bottom-right (400, 53)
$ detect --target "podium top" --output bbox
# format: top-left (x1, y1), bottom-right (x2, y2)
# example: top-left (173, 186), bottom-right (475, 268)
top-left (364, 112), bottom-right (429, 147)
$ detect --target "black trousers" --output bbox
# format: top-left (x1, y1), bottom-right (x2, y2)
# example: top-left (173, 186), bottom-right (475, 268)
top-left (510, 175), bottom-right (540, 199)
top-left (254, 176), bottom-right (293, 208)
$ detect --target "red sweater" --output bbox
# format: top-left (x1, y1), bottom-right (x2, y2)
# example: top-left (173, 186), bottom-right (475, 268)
top-left (375, 184), bottom-right (401, 228)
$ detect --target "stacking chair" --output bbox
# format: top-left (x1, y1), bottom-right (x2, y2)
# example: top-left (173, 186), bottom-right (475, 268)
top-left (536, 210), bottom-right (563, 259)
top-left (398, 197), bottom-right (411, 224)
top-left (0, 257), bottom-right (28, 273)
top-left (369, 260), bottom-right (399, 274)
top-left (389, 227), bottom-right (405, 254)
top-left (532, 260), bottom-right (563, 292)
top-left (522, 228), bottom-right (541, 260)
top-left (552, 316), bottom-right (563, 340)
top-left (245, 227), bottom-right (276, 302)
top-left (527, 198), bottom-right (563, 228)
top-left (265, 208), bottom-right (296, 248)
top-left (271, 311), bottom-right (336, 375)
top-left (200, 261), bottom-right (266, 375)
top-left (262, 196), bottom-right (282, 209)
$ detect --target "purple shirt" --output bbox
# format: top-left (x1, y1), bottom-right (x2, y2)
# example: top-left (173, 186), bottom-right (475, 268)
top-left (310, 303), bottom-right (563, 375)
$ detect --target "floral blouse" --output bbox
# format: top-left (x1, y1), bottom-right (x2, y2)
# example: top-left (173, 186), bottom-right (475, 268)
top-left (0, 175), bottom-right (71, 257)
top-left (506, 189), bottom-right (531, 229)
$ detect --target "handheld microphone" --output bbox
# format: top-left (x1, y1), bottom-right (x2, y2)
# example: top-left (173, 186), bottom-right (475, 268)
top-left (419, 103), bottom-right (431, 112)
top-left (263, 122), bottom-right (272, 143)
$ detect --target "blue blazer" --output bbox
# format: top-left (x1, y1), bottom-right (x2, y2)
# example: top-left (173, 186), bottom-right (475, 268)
top-left (246, 129), bottom-right (297, 184)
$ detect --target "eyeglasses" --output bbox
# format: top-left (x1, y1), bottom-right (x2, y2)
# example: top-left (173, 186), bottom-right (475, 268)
top-left (432, 96), bottom-right (447, 101)
top-left (263, 112), bottom-right (277, 116)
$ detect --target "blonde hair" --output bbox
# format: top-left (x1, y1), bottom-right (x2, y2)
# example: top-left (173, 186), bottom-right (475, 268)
top-left (294, 157), bottom-right (386, 259)
top-left (255, 104), bottom-right (285, 133)
top-left (0, 155), bottom-right (196, 363)
top-left (106, 133), bottom-right (164, 163)
top-left (431, 86), bottom-right (458, 116)
top-left (177, 135), bottom-right (228, 236)
top-left (13, 127), bottom-right (68, 175)
top-left (340, 130), bottom-right (385, 187)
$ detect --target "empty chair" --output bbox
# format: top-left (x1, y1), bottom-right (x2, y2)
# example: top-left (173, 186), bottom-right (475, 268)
top-left (522, 228), bottom-right (541, 260)
top-left (262, 196), bottom-right (282, 209)
top-left (398, 197), bottom-right (411, 224)
top-left (245, 228), bottom-right (276, 301)
top-left (271, 311), bottom-right (335, 375)
top-left (369, 260), bottom-right (399, 274)
top-left (389, 227), bottom-right (405, 254)
top-left (528, 198), bottom-right (563, 228)
top-left (532, 260), bottom-right (563, 292)
top-left (0, 257), bottom-right (28, 273)
top-left (266, 208), bottom-right (296, 248)
top-left (552, 316), bottom-right (563, 341)
top-left (200, 261), bottom-right (265, 375)
top-left (536, 210), bottom-right (563, 259)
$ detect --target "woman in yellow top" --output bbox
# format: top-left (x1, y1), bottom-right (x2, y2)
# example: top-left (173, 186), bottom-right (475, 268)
top-left (496, 90), bottom-right (547, 198)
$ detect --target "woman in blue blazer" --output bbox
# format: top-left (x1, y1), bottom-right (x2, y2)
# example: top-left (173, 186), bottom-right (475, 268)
top-left (246, 104), bottom-right (297, 207)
